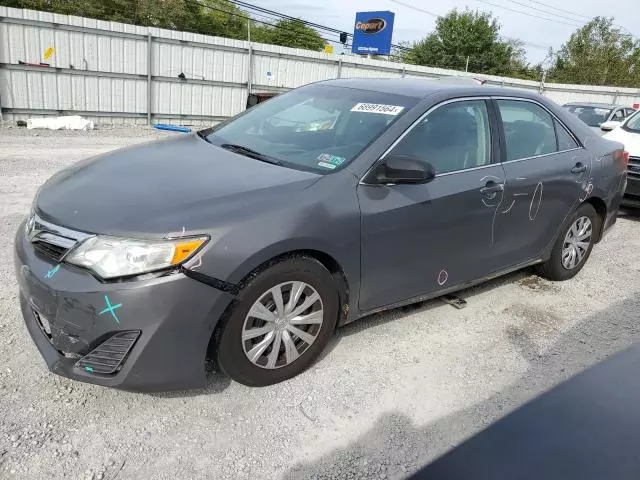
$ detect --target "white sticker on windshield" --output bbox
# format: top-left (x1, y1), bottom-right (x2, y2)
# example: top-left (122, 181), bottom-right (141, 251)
top-left (318, 161), bottom-right (337, 170)
top-left (351, 103), bottom-right (405, 115)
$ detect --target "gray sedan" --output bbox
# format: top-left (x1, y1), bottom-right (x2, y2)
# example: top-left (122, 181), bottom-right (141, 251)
top-left (14, 78), bottom-right (627, 390)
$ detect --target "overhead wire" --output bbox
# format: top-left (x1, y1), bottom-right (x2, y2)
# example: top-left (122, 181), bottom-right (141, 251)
top-left (227, 0), bottom-right (414, 53)
top-left (388, 0), bottom-right (552, 51)
top-left (184, 0), bottom-right (341, 46)
top-left (475, 0), bottom-right (585, 28)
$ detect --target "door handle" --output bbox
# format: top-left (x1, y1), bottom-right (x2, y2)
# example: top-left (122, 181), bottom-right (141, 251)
top-left (571, 162), bottom-right (587, 174)
top-left (480, 182), bottom-right (504, 195)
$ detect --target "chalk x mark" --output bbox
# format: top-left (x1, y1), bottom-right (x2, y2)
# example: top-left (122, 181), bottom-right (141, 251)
top-left (98, 295), bottom-right (122, 324)
top-left (44, 264), bottom-right (60, 279)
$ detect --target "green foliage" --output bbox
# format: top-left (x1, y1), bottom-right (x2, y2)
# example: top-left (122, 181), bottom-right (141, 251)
top-left (1, 0), bottom-right (322, 50)
top-left (250, 19), bottom-right (324, 51)
top-left (400, 9), bottom-right (534, 77)
top-left (549, 17), bottom-right (640, 87)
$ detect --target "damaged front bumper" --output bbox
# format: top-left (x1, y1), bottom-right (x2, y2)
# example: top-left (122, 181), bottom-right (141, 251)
top-left (14, 220), bottom-right (233, 391)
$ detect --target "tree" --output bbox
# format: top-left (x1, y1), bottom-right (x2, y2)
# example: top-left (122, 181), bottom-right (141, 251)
top-left (0, 0), bottom-right (324, 51)
top-left (400, 9), bottom-right (533, 78)
top-left (251, 19), bottom-right (324, 51)
top-left (550, 17), bottom-right (640, 87)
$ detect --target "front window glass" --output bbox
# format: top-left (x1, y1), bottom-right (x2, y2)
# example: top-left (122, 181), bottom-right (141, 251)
top-left (612, 109), bottom-right (625, 120)
top-left (389, 100), bottom-right (492, 174)
top-left (564, 105), bottom-right (612, 127)
top-left (625, 110), bottom-right (640, 133)
top-left (204, 85), bottom-right (417, 173)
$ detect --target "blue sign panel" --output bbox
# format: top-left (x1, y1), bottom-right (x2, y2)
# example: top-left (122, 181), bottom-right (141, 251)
top-left (352, 11), bottom-right (395, 56)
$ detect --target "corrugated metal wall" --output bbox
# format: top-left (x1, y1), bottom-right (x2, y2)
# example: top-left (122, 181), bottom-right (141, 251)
top-left (1, 6), bottom-right (639, 125)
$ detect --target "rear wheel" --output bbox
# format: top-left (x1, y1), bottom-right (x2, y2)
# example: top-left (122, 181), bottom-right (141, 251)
top-left (536, 203), bottom-right (598, 281)
top-left (215, 257), bottom-right (339, 386)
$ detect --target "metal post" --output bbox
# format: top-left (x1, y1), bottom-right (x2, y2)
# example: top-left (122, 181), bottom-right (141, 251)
top-left (613, 90), bottom-right (619, 104)
top-left (539, 69), bottom-right (547, 95)
top-left (247, 45), bottom-right (253, 100)
top-left (336, 58), bottom-right (342, 79)
top-left (147, 33), bottom-right (152, 125)
top-left (465, 56), bottom-right (469, 72)
top-left (401, 66), bottom-right (406, 78)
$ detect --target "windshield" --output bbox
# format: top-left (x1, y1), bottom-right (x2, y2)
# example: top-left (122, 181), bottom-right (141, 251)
top-left (204, 84), bottom-right (417, 173)
top-left (564, 105), bottom-right (612, 127)
top-left (624, 110), bottom-right (640, 133)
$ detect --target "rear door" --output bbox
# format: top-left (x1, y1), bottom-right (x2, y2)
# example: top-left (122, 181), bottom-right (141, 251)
top-left (491, 98), bottom-right (588, 268)
top-left (357, 98), bottom-right (506, 311)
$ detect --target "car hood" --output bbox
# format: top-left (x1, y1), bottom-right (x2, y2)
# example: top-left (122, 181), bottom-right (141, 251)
top-left (36, 134), bottom-right (321, 236)
top-left (604, 127), bottom-right (640, 155)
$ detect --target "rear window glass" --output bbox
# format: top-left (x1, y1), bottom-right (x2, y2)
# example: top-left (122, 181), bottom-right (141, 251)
top-left (555, 120), bottom-right (579, 150)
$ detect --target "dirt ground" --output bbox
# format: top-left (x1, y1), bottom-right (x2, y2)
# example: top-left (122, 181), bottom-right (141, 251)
top-left (1, 125), bottom-right (639, 480)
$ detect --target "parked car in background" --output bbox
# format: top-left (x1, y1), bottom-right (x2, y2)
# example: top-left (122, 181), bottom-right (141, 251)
top-left (563, 102), bottom-right (636, 134)
top-left (15, 79), bottom-right (628, 391)
top-left (603, 110), bottom-right (640, 207)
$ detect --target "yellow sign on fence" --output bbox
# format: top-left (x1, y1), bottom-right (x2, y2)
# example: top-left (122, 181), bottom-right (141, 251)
top-left (323, 44), bottom-right (334, 54)
top-left (43, 46), bottom-right (55, 60)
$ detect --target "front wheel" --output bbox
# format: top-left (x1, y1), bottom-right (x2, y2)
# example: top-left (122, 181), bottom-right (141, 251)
top-left (536, 203), bottom-right (598, 281)
top-left (215, 257), bottom-right (339, 386)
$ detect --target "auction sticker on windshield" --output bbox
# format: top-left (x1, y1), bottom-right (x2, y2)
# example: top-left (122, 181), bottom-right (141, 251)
top-left (351, 103), bottom-right (405, 115)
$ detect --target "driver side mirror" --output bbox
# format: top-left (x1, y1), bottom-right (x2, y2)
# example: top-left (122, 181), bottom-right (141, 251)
top-left (601, 120), bottom-right (621, 132)
top-left (370, 155), bottom-right (436, 185)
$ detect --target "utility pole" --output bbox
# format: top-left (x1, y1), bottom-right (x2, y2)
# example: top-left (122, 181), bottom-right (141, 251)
top-left (539, 69), bottom-right (547, 95)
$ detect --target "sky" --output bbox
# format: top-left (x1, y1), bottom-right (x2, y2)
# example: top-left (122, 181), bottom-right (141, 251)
top-left (247, 0), bottom-right (639, 64)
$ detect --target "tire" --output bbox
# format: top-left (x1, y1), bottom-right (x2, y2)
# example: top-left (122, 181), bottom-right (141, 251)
top-left (215, 257), bottom-right (339, 387)
top-left (536, 203), bottom-right (599, 281)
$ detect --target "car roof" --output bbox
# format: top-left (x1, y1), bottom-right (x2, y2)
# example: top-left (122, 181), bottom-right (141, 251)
top-left (563, 102), bottom-right (623, 108)
top-left (316, 77), bottom-right (540, 100)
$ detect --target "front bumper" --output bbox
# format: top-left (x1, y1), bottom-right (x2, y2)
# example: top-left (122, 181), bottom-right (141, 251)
top-left (622, 174), bottom-right (640, 208)
top-left (14, 221), bottom-right (234, 391)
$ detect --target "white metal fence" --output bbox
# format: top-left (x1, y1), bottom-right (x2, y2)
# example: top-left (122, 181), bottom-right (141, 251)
top-left (1, 6), bottom-right (640, 125)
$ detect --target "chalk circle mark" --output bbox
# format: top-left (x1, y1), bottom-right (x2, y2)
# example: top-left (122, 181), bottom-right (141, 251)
top-left (529, 182), bottom-right (543, 221)
top-left (437, 269), bottom-right (448, 286)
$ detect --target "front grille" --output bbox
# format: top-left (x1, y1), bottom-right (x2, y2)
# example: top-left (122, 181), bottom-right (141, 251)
top-left (629, 156), bottom-right (640, 178)
top-left (76, 331), bottom-right (140, 375)
top-left (26, 215), bottom-right (87, 262)
top-left (32, 240), bottom-right (69, 262)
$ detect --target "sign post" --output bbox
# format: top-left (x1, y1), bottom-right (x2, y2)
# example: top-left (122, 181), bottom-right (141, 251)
top-left (351, 11), bottom-right (395, 56)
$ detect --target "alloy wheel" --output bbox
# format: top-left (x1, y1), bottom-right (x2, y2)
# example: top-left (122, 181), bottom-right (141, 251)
top-left (561, 216), bottom-right (592, 270)
top-left (241, 282), bottom-right (324, 369)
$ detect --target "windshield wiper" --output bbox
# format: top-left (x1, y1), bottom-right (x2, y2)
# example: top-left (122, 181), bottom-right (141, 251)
top-left (220, 143), bottom-right (283, 166)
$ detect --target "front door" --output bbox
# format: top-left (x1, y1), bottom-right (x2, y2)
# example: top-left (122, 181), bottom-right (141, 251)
top-left (357, 98), bottom-right (506, 311)
top-left (491, 98), bottom-right (588, 268)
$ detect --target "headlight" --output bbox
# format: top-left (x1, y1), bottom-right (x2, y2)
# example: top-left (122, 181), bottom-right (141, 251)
top-left (65, 235), bottom-right (208, 279)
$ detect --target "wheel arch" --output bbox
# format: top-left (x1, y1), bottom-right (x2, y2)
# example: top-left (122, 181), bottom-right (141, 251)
top-left (583, 196), bottom-right (607, 242)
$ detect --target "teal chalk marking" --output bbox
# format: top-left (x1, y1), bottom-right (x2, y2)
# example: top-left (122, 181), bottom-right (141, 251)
top-left (98, 294), bottom-right (122, 324)
top-left (44, 264), bottom-right (60, 279)
top-left (84, 366), bottom-right (94, 373)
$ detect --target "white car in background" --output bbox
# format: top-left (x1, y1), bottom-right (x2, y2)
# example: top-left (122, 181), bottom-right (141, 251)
top-left (563, 102), bottom-right (636, 134)
top-left (603, 111), bottom-right (640, 208)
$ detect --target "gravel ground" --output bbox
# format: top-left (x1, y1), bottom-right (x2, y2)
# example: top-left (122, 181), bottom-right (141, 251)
top-left (1, 125), bottom-right (640, 480)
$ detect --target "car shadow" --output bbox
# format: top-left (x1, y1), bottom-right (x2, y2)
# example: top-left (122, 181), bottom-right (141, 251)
top-left (281, 294), bottom-right (640, 479)
top-left (619, 208), bottom-right (640, 221)
top-left (152, 268), bottom-right (537, 398)
top-left (148, 363), bottom-right (232, 398)
top-left (316, 268), bottom-right (534, 364)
